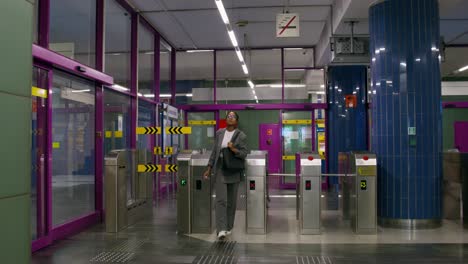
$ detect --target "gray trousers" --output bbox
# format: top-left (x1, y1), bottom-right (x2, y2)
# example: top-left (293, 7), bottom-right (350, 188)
top-left (215, 164), bottom-right (240, 232)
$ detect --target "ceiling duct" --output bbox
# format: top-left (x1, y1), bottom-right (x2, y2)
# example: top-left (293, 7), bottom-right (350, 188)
top-left (330, 21), bottom-right (370, 65)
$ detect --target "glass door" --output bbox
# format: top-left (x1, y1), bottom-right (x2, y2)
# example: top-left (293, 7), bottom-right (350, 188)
top-left (282, 111), bottom-right (313, 188)
top-left (31, 66), bottom-right (48, 240)
top-left (51, 70), bottom-right (96, 227)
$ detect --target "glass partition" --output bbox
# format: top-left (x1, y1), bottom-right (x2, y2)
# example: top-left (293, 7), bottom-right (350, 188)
top-left (105, 0), bottom-right (131, 88)
top-left (138, 23), bottom-right (154, 97)
top-left (49, 0), bottom-right (96, 67)
top-left (138, 99), bottom-right (155, 151)
top-left (103, 89), bottom-right (132, 154)
top-left (176, 51), bottom-right (214, 105)
top-left (33, 0), bottom-right (39, 44)
top-left (51, 70), bottom-right (96, 226)
top-left (160, 40), bottom-right (171, 103)
top-left (187, 112), bottom-right (215, 150)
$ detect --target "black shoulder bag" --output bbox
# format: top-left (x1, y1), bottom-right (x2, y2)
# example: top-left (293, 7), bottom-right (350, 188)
top-left (222, 132), bottom-right (245, 172)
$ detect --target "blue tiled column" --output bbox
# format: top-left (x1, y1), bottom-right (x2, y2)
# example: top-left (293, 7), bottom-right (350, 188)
top-left (369, 0), bottom-right (442, 227)
top-left (327, 66), bottom-right (368, 183)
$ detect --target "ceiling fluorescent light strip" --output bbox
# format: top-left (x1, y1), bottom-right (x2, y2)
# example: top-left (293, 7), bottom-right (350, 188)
top-left (186, 49), bottom-right (214, 53)
top-left (235, 48), bottom-right (244, 63)
top-left (228, 30), bottom-right (238, 47)
top-left (215, 0), bottom-right (229, 24)
top-left (458, 65), bottom-right (468, 72)
top-left (215, 0), bottom-right (248, 76)
top-left (242, 64), bottom-right (249, 74)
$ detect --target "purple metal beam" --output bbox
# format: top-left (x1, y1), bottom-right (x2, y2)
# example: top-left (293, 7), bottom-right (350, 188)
top-left (214, 50), bottom-right (217, 104)
top-left (155, 34), bottom-right (161, 102)
top-left (51, 212), bottom-right (101, 241)
top-left (281, 48), bottom-right (285, 104)
top-left (171, 49), bottom-right (176, 105)
top-left (96, 0), bottom-right (105, 72)
top-left (443, 102), bottom-right (468, 108)
top-left (38, 0), bottom-right (50, 48)
top-left (130, 13), bottom-right (139, 149)
top-left (180, 103), bottom-right (327, 111)
top-left (215, 111), bottom-right (220, 131)
top-left (33, 45), bottom-right (113, 85)
top-left (95, 86), bottom-right (104, 214)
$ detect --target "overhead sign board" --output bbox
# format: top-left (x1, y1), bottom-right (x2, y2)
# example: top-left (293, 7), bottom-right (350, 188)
top-left (276, 13), bottom-right (300, 38)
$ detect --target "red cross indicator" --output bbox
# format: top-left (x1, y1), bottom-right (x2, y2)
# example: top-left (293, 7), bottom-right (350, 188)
top-left (276, 13), bottom-right (300, 38)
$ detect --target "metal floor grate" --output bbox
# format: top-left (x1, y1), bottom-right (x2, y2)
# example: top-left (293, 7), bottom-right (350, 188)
top-left (193, 255), bottom-right (237, 264)
top-left (192, 241), bottom-right (238, 264)
top-left (90, 252), bottom-right (135, 263)
top-left (90, 238), bottom-right (148, 263)
top-left (296, 256), bottom-right (333, 264)
top-left (207, 241), bottom-right (237, 256)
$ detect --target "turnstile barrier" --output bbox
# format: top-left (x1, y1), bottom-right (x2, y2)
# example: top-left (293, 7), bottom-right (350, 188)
top-left (176, 150), bottom-right (193, 234)
top-left (297, 153), bottom-right (322, 235)
top-left (341, 152), bottom-right (377, 234)
top-left (105, 150), bottom-right (129, 233)
top-left (245, 152), bottom-right (268, 234)
top-left (105, 149), bottom-right (153, 233)
top-left (190, 151), bottom-right (214, 233)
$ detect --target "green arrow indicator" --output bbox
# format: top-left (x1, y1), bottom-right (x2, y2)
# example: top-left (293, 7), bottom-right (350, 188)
top-left (181, 179), bottom-right (187, 186)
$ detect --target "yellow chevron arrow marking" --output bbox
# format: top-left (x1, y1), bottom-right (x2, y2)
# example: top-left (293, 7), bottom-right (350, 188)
top-left (165, 127), bottom-right (192, 134)
top-left (154, 147), bottom-right (162, 155)
top-left (165, 147), bottom-right (173, 155)
top-left (137, 127), bottom-right (161, 134)
top-left (138, 164), bottom-right (161, 172)
top-left (165, 164), bottom-right (178, 172)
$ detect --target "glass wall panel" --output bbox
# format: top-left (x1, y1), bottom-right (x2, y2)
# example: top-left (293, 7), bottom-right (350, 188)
top-left (105, 0), bottom-right (131, 88)
top-left (216, 50), bottom-right (248, 104)
top-left (33, 0), bottom-right (39, 44)
top-left (138, 100), bottom-right (155, 151)
top-left (31, 66), bottom-right (48, 239)
top-left (138, 24), bottom-right (154, 97)
top-left (282, 111), bottom-right (313, 185)
top-left (284, 48), bottom-right (314, 67)
top-left (104, 90), bottom-right (132, 154)
top-left (49, 0), bottom-right (96, 67)
top-left (176, 51), bottom-right (214, 105)
top-left (187, 112), bottom-right (215, 150)
top-left (51, 70), bottom-right (95, 226)
top-left (160, 40), bottom-right (172, 103)
top-left (216, 50), bottom-right (282, 104)
top-left (104, 89), bottom-right (132, 203)
top-left (284, 69), bottom-right (325, 103)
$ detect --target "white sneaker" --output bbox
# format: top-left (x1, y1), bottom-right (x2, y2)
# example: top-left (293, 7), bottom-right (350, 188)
top-left (217, 231), bottom-right (227, 240)
top-left (225, 230), bottom-right (232, 236)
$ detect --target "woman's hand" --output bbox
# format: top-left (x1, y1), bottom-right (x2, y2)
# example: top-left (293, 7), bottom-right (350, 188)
top-left (228, 142), bottom-right (236, 152)
top-left (203, 167), bottom-right (211, 179)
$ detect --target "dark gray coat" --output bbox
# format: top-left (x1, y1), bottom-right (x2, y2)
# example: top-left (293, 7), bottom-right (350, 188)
top-left (208, 128), bottom-right (249, 183)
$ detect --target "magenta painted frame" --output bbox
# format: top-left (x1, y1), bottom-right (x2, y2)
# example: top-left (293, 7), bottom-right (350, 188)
top-left (33, 45), bottom-right (113, 85)
top-left (443, 102), bottom-right (468, 108)
top-left (32, 0), bottom-right (177, 253)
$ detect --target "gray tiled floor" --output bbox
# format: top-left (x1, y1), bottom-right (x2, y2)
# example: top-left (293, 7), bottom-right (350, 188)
top-left (32, 193), bottom-right (468, 264)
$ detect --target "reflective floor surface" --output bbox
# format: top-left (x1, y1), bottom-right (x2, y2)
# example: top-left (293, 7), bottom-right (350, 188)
top-left (32, 191), bottom-right (468, 264)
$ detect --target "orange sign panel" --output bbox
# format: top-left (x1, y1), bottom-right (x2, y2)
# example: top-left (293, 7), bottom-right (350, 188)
top-left (345, 95), bottom-right (357, 108)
